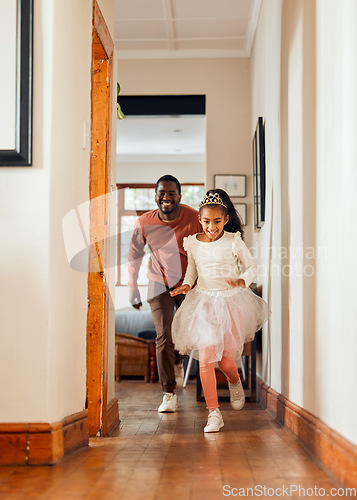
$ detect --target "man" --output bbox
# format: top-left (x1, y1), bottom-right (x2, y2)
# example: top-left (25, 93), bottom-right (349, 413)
top-left (128, 175), bottom-right (202, 412)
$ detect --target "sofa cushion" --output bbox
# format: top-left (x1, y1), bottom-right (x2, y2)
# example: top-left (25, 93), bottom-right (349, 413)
top-left (137, 329), bottom-right (156, 340)
top-left (115, 309), bottom-right (155, 337)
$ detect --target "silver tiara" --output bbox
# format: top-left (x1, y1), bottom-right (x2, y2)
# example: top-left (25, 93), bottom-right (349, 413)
top-left (199, 192), bottom-right (227, 209)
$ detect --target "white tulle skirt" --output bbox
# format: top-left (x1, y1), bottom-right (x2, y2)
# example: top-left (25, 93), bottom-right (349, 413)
top-left (172, 286), bottom-right (271, 363)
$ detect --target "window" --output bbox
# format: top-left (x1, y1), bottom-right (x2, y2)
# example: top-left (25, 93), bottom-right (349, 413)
top-left (117, 183), bottom-right (205, 286)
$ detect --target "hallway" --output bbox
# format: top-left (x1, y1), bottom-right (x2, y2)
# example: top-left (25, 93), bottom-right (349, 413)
top-left (0, 382), bottom-right (351, 500)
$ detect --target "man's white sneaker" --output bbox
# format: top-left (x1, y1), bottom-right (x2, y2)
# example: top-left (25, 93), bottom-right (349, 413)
top-left (204, 409), bottom-right (224, 433)
top-left (158, 393), bottom-right (178, 413)
top-left (228, 379), bottom-right (245, 410)
top-left (174, 361), bottom-right (184, 388)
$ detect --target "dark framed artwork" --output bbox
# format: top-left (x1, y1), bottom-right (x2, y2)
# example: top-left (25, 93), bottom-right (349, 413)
top-left (252, 117), bottom-right (266, 229)
top-left (234, 203), bottom-right (247, 225)
top-left (0, 0), bottom-right (33, 166)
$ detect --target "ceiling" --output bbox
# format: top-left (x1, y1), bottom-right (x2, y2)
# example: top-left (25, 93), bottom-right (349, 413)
top-left (116, 115), bottom-right (206, 162)
top-left (115, 0), bottom-right (262, 164)
top-left (114, 0), bottom-right (262, 60)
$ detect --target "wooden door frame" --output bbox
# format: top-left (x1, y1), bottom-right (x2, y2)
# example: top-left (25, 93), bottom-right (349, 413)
top-left (87, 0), bottom-right (118, 437)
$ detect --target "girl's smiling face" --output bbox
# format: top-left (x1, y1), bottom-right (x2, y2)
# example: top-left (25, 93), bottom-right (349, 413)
top-left (199, 206), bottom-right (229, 242)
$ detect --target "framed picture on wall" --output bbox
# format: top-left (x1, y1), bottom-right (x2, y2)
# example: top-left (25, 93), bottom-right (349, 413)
top-left (252, 117), bottom-right (266, 229)
top-left (234, 203), bottom-right (247, 226)
top-left (0, 0), bottom-right (33, 166)
top-left (214, 175), bottom-right (246, 197)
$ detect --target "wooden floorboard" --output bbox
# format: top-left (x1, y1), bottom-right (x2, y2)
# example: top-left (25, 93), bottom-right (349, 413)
top-left (0, 381), bottom-right (352, 499)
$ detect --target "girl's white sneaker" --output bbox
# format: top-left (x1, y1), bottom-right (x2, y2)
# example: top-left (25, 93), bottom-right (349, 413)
top-left (228, 379), bottom-right (245, 410)
top-left (204, 409), bottom-right (224, 433)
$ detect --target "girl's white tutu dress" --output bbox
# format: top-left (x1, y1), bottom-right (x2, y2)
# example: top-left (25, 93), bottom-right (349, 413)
top-left (172, 231), bottom-right (270, 363)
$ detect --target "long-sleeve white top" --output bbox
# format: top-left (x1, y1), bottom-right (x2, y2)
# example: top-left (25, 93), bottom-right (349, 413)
top-left (182, 231), bottom-right (258, 291)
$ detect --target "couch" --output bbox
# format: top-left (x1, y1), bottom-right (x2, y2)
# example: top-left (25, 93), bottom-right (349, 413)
top-left (115, 309), bottom-right (156, 337)
top-left (114, 308), bottom-right (197, 383)
top-left (115, 309), bottom-right (157, 382)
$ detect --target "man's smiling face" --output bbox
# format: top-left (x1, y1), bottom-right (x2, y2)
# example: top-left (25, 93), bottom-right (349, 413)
top-left (155, 181), bottom-right (182, 219)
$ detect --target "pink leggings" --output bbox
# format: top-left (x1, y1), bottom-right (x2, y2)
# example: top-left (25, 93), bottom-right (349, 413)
top-left (199, 349), bottom-right (239, 409)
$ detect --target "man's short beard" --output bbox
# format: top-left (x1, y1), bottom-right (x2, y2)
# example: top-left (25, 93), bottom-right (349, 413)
top-left (160, 206), bottom-right (175, 215)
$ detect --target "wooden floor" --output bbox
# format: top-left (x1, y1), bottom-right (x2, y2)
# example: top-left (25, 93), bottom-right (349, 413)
top-left (0, 381), bottom-right (350, 499)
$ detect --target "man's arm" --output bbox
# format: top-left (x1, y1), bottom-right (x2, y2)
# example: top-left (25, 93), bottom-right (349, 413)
top-left (127, 220), bottom-right (146, 308)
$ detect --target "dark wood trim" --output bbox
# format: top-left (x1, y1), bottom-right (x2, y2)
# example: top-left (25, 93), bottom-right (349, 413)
top-left (93, 0), bottom-right (113, 60)
top-left (106, 398), bottom-right (120, 436)
top-left (0, 411), bottom-right (88, 465)
top-left (257, 379), bottom-right (357, 490)
top-left (118, 183), bottom-right (156, 189)
top-left (117, 183), bottom-right (204, 189)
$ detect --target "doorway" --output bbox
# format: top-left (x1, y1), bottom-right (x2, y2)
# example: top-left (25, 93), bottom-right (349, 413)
top-left (86, 1), bottom-right (119, 437)
top-left (115, 95), bottom-right (206, 389)
top-left (116, 95), bottom-right (206, 308)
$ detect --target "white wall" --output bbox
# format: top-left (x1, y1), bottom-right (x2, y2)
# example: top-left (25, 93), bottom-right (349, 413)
top-left (117, 161), bottom-right (205, 185)
top-left (0, 0), bottom-right (115, 423)
top-left (315, 0), bottom-right (357, 445)
top-left (46, 0), bottom-right (92, 423)
top-left (0, 0), bottom-right (17, 149)
top-left (251, 0), bottom-right (357, 445)
top-left (250, 0), bottom-right (283, 394)
top-left (0, 0), bottom-right (55, 422)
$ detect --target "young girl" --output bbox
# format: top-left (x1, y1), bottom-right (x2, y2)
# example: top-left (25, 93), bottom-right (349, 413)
top-left (170, 189), bottom-right (270, 433)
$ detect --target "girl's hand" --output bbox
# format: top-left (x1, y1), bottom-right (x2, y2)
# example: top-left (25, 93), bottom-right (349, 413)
top-left (225, 278), bottom-right (246, 288)
top-left (169, 284), bottom-right (192, 296)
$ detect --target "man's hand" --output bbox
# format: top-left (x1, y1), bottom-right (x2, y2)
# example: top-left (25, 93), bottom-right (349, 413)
top-left (129, 288), bottom-right (143, 309)
top-left (225, 278), bottom-right (246, 288)
top-left (169, 284), bottom-right (191, 297)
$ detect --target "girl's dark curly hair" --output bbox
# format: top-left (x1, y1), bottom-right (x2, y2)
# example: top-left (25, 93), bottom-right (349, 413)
top-left (201, 188), bottom-right (244, 239)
